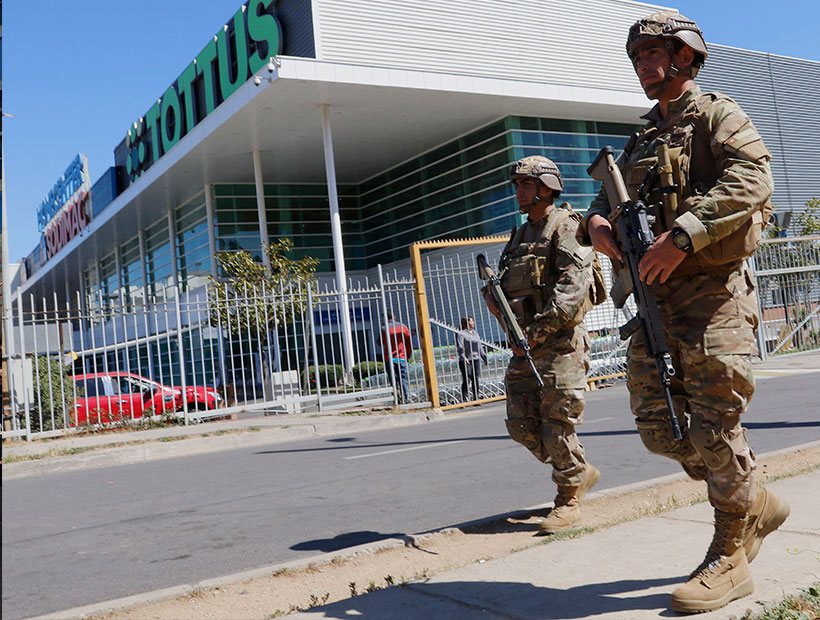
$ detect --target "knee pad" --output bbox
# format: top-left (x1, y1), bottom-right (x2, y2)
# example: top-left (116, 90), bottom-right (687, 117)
top-left (689, 413), bottom-right (751, 473)
top-left (635, 418), bottom-right (679, 457)
top-left (505, 417), bottom-right (548, 463)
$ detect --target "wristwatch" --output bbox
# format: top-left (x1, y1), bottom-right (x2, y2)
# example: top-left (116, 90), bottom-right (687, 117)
top-left (671, 227), bottom-right (693, 253)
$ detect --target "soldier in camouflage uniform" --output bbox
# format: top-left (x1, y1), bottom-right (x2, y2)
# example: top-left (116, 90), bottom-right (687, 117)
top-left (579, 11), bottom-right (790, 613)
top-left (483, 156), bottom-right (602, 535)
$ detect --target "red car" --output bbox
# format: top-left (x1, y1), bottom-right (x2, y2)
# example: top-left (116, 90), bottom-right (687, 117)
top-left (72, 372), bottom-right (181, 425)
top-left (71, 372), bottom-right (221, 425)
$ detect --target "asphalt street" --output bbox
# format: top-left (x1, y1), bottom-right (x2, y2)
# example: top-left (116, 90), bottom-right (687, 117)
top-left (2, 372), bottom-right (819, 619)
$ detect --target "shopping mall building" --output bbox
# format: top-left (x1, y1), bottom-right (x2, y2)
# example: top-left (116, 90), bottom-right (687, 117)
top-left (13, 0), bottom-right (819, 309)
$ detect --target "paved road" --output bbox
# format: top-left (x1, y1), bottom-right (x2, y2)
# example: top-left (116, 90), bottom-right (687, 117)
top-left (2, 372), bottom-right (819, 619)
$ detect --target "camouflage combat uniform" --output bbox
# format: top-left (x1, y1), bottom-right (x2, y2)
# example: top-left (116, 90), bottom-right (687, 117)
top-left (580, 85), bottom-right (773, 514)
top-left (501, 205), bottom-right (599, 488)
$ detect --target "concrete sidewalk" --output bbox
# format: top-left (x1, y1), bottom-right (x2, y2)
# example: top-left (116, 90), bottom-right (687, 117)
top-left (290, 468), bottom-right (820, 619)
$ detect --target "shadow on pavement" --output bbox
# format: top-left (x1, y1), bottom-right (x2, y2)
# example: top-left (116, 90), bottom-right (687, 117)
top-left (290, 530), bottom-right (418, 553)
top-left (300, 576), bottom-right (682, 619)
top-left (255, 435), bottom-right (510, 456)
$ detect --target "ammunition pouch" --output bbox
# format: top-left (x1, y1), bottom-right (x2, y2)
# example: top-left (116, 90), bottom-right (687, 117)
top-left (624, 130), bottom-right (767, 268)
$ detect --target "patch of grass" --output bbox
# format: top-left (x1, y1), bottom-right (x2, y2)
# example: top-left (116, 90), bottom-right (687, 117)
top-left (740, 583), bottom-right (820, 619)
top-left (307, 592), bottom-right (330, 608)
top-left (158, 435), bottom-right (187, 443)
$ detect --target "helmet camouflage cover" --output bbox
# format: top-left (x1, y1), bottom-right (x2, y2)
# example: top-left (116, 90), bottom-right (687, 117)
top-left (626, 11), bottom-right (708, 76)
top-left (509, 156), bottom-right (564, 192)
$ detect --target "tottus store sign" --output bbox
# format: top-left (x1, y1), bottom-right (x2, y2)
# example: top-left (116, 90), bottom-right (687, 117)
top-left (118, 0), bottom-right (284, 184)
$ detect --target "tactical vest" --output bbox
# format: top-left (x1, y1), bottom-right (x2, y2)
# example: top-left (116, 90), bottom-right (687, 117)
top-left (623, 93), bottom-right (772, 270)
top-left (499, 205), bottom-right (606, 333)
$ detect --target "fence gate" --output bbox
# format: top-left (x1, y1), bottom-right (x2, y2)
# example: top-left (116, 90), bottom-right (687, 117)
top-left (410, 236), bottom-right (631, 410)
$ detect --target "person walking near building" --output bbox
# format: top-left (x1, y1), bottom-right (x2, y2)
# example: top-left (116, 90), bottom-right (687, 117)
top-left (483, 156), bottom-right (604, 535)
top-left (580, 11), bottom-right (789, 613)
top-left (456, 316), bottom-right (487, 402)
top-left (381, 311), bottom-right (413, 404)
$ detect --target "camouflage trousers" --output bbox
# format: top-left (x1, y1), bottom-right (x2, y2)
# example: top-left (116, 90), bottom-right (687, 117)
top-left (505, 324), bottom-right (591, 487)
top-left (627, 264), bottom-right (758, 514)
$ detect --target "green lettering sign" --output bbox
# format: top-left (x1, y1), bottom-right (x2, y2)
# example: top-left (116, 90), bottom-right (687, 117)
top-left (160, 85), bottom-right (182, 153)
top-left (248, 0), bottom-right (281, 74)
top-left (145, 100), bottom-right (162, 163)
top-left (217, 7), bottom-right (250, 101)
top-left (196, 38), bottom-right (219, 117)
top-left (177, 60), bottom-right (198, 134)
top-left (123, 1), bottom-right (284, 183)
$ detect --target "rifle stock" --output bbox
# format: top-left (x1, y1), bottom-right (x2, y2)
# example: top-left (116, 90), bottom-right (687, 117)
top-left (476, 254), bottom-right (544, 388)
top-left (587, 147), bottom-right (683, 441)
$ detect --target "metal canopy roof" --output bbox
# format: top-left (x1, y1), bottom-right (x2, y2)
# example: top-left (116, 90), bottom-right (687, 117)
top-left (20, 57), bottom-right (649, 304)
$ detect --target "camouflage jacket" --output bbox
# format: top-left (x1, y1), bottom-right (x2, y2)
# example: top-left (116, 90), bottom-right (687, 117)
top-left (580, 85), bottom-right (773, 272)
top-left (500, 206), bottom-right (594, 346)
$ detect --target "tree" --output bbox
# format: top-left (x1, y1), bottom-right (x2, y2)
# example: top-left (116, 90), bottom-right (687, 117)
top-left (795, 197), bottom-right (820, 235)
top-left (207, 239), bottom-right (319, 336)
top-left (756, 197), bottom-right (820, 353)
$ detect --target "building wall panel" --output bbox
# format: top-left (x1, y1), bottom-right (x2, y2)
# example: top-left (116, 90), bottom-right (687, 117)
top-left (313, 0), bottom-right (661, 95)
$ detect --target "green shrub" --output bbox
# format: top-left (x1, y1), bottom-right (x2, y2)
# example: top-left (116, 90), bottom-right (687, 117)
top-left (29, 355), bottom-right (75, 432)
top-left (301, 365), bottom-right (346, 389)
top-left (352, 361), bottom-right (384, 385)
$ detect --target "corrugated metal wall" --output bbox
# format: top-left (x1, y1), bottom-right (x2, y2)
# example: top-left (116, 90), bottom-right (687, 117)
top-left (311, 0), bottom-right (819, 219)
top-left (699, 46), bottom-right (820, 219)
top-left (312, 0), bottom-right (657, 94)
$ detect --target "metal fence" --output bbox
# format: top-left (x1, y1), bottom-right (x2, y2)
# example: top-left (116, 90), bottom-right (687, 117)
top-left (1, 272), bottom-right (425, 441)
top-left (410, 237), bottom-right (632, 409)
top-left (752, 236), bottom-right (820, 357)
top-left (2, 236), bottom-right (818, 441)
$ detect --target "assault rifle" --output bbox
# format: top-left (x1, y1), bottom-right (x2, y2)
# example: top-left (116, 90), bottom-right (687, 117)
top-left (476, 254), bottom-right (544, 388)
top-left (587, 146), bottom-right (683, 441)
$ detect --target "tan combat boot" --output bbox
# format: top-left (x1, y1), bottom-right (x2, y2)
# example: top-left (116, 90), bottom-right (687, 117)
top-left (744, 487), bottom-right (790, 563)
top-left (671, 511), bottom-right (754, 613)
top-left (538, 465), bottom-right (600, 535)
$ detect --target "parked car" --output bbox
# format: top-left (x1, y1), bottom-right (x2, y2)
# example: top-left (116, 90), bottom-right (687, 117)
top-left (72, 372), bottom-right (222, 424)
top-left (183, 383), bottom-right (222, 411)
top-left (72, 372), bottom-right (181, 425)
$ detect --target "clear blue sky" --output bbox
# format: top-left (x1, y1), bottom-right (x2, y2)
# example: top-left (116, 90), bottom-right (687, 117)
top-left (3, 1), bottom-right (818, 263)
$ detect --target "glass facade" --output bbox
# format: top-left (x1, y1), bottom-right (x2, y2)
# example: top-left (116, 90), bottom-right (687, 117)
top-left (77, 115), bottom-right (638, 301)
top-left (359, 116), bottom-right (637, 266)
top-left (174, 192), bottom-right (209, 293)
top-left (213, 183), bottom-right (361, 271)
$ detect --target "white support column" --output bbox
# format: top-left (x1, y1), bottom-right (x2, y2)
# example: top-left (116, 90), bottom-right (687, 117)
top-left (137, 230), bottom-right (154, 380)
top-left (167, 210), bottom-right (180, 290)
top-left (138, 230), bottom-right (150, 304)
top-left (252, 150), bottom-right (270, 266)
top-left (320, 103), bottom-right (355, 376)
top-left (113, 243), bottom-right (124, 307)
top-left (204, 184), bottom-right (218, 277)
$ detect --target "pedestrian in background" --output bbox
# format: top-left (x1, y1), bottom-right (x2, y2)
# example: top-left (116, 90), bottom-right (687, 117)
top-left (456, 316), bottom-right (487, 402)
top-left (381, 311), bottom-right (413, 404)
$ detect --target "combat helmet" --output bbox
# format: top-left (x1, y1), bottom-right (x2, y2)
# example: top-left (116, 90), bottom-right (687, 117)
top-left (509, 156), bottom-right (564, 192)
top-left (626, 11), bottom-right (708, 78)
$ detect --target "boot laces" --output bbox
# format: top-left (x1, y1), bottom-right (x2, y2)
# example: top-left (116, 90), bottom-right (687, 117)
top-left (691, 512), bottom-right (738, 578)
